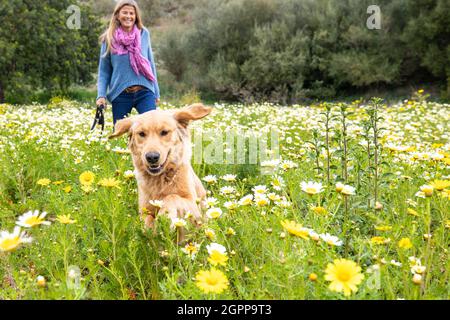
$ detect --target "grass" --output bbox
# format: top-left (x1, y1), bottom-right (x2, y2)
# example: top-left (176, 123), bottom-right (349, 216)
top-left (0, 93), bottom-right (449, 300)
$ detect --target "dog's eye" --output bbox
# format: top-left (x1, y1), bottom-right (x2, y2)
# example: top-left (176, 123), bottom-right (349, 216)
top-left (160, 130), bottom-right (169, 136)
top-left (138, 131), bottom-right (146, 137)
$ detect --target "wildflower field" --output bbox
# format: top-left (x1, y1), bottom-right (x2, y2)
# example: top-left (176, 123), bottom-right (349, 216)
top-left (0, 93), bottom-right (449, 300)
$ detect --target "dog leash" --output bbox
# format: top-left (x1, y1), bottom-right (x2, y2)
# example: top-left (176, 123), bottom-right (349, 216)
top-left (91, 104), bottom-right (105, 132)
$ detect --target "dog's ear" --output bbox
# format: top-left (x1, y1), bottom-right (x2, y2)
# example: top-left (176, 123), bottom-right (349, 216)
top-left (108, 117), bottom-right (134, 139)
top-left (174, 103), bottom-right (212, 128)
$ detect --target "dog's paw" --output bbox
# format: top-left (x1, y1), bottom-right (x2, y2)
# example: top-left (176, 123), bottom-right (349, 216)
top-left (159, 196), bottom-right (203, 224)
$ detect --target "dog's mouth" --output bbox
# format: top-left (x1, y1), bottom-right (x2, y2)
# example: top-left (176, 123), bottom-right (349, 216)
top-left (146, 150), bottom-right (171, 176)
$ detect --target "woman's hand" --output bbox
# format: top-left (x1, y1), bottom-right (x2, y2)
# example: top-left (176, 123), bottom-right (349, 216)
top-left (156, 98), bottom-right (160, 104)
top-left (96, 97), bottom-right (107, 109)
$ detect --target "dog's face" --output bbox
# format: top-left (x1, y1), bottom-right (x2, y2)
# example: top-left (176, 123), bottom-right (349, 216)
top-left (109, 104), bottom-right (212, 176)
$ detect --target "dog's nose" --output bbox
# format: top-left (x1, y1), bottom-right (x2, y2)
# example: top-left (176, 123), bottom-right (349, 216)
top-left (145, 152), bottom-right (160, 164)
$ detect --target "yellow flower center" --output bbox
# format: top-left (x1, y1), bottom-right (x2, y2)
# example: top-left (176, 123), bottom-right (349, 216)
top-left (0, 238), bottom-right (20, 251)
top-left (206, 277), bottom-right (218, 286)
top-left (25, 216), bottom-right (42, 226)
top-left (210, 211), bottom-right (220, 218)
top-left (306, 187), bottom-right (316, 194)
top-left (337, 270), bottom-right (351, 282)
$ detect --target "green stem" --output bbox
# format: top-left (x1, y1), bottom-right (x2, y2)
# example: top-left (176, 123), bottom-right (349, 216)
top-left (422, 197), bottom-right (433, 296)
top-left (343, 195), bottom-right (349, 256)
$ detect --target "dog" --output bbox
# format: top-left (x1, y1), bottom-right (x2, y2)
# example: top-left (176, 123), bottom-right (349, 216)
top-left (109, 103), bottom-right (212, 234)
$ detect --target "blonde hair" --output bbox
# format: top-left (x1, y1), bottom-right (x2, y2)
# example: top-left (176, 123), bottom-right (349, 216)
top-left (99, 0), bottom-right (144, 56)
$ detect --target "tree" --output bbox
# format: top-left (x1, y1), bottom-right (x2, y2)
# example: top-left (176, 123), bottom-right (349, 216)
top-left (0, 0), bottom-right (102, 103)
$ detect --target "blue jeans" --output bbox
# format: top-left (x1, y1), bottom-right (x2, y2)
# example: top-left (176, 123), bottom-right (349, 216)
top-left (111, 88), bottom-right (157, 124)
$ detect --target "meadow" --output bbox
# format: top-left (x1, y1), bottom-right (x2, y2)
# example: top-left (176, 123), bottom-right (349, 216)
top-left (0, 92), bottom-right (449, 300)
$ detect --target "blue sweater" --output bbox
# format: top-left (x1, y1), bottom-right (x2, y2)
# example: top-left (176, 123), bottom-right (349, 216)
top-left (96, 27), bottom-right (160, 103)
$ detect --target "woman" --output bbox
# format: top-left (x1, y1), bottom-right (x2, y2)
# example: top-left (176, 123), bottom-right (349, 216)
top-left (96, 0), bottom-right (160, 125)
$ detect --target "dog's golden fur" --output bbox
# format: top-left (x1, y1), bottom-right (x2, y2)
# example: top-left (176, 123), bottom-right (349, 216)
top-left (109, 103), bottom-right (211, 229)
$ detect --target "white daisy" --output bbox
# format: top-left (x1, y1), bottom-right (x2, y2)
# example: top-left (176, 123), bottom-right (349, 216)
top-left (221, 174), bottom-right (237, 182)
top-left (271, 176), bottom-right (285, 191)
top-left (319, 233), bottom-right (343, 246)
top-left (300, 181), bottom-right (324, 195)
top-left (220, 186), bottom-right (235, 195)
top-left (123, 170), bottom-right (135, 179)
top-left (203, 197), bottom-right (218, 208)
top-left (149, 200), bottom-right (164, 208)
top-left (239, 194), bottom-right (253, 206)
top-left (206, 242), bottom-right (227, 255)
top-left (0, 227), bottom-right (33, 252)
top-left (254, 195), bottom-right (269, 207)
top-left (223, 201), bottom-right (238, 210)
top-left (171, 217), bottom-right (187, 228)
top-left (206, 207), bottom-right (223, 219)
top-left (252, 185), bottom-right (268, 194)
top-left (203, 175), bottom-right (217, 184)
top-left (16, 210), bottom-right (51, 228)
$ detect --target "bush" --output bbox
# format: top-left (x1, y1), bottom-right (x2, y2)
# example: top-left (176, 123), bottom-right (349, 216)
top-left (153, 0), bottom-right (450, 102)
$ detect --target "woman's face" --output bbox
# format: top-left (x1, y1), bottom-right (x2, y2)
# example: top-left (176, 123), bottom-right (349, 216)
top-left (117, 5), bottom-right (136, 31)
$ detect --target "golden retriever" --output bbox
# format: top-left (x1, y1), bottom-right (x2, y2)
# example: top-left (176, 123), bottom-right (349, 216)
top-left (109, 103), bottom-right (212, 234)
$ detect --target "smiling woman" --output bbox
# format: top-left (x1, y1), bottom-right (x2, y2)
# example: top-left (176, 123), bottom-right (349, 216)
top-left (96, 0), bottom-right (160, 125)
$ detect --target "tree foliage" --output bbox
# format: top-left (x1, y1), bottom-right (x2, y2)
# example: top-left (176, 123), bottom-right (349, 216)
top-left (157, 0), bottom-right (450, 102)
top-left (0, 0), bottom-right (102, 103)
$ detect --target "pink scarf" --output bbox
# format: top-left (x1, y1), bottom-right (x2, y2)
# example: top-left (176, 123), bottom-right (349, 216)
top-left (111, 25), bottom-right (156, 82)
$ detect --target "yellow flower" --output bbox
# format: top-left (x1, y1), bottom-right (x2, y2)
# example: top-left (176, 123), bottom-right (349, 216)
top-left (407, 208), bottom-right (419, 216)
top-left (375, 225), bottom-right (392, 231)
top-left (56, 214), bottom-right (77, 224)
top-left (205, 228), bottom-right (216, 240)
top-left (206, 243), bottom-right (228, 266)
top-left (440, 189), bottom-right (450, 200)
top-left (311, 206), bottom-right (328, 215)
top-left (226, 227), bottom-right (236, 236)
top-left (181, 242), bottom-right (200, 259)
top-left (412, 273), bottom-right (422, 285)
top-left (207, 251), bottom-right (229, 266)
top-left (37, 178), bottom-right (51, 186)
top-left (195, 268), bottom-right (229, 294)
top-left (62, 186), bottom-right (72, 193)
top-left (370, 236), bottom-right (390, 245)
top-left (398, 238), bottom-right (413, 249)
top-left (36, 276), bottom-right (46, 288)
top-left (52, 180), bottom-right (64, 185)
top-left (309, 273), bottom-right (318, 281)
top-left (430, 180), bottom-right (450, 191)
top-left (0, 227), bottom-right (33, 252)
top-left (79, 171), bottom-right (95, 186)
top-left (324, 259), bottom-right (364, 296)
top-left (280, 220), bottom-right (309, 239)
top-left (98, 178), bottom-right (121, 189)
top-left (81, 185), bottom-right (94, 193)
